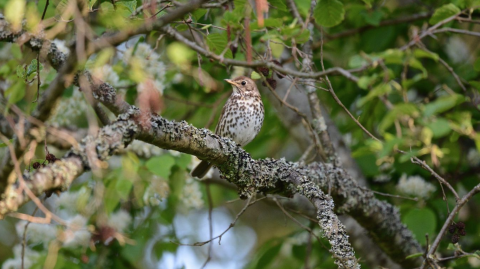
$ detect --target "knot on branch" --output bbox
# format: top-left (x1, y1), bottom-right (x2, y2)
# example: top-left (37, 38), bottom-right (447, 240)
top-left (46, 42), bottom-right (67, 70)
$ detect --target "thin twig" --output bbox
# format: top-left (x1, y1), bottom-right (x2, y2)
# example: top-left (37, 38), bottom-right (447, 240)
top-left (409, 154), bottom-right (460, 201)
top-left (21, 207), bottom-right (39, 269)
top-left (172, 196), bottom-right (254, 246)
top-left (150, 2), bottom-right (174, 18)
top-left (33, 0), bottom-right (50, 103)
top-left (420, 184), bottom-right (480, 269)
top-left (0, 134), bottom-right (66, 225)
top-left (433, 27), bottom-right (480, 37)
top-left (369, 189), bottom-right (419, 201)
top-left (200, 183), bottom-right (214, 269)
top-left (273, 197), bottom-right (323, 245)
top-left (416, 43), bottom-right (467, 93)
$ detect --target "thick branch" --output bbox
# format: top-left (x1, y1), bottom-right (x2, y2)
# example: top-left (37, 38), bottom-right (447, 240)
top-left (0, 97), bottom-right (422, 268)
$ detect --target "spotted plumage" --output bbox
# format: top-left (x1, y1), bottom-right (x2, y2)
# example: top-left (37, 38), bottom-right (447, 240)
top-left (191, 76), bottom-right (265, 178)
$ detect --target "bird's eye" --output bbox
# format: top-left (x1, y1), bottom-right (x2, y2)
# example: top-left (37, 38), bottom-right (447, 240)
top-left (241, 81), bottom-right (246, 86)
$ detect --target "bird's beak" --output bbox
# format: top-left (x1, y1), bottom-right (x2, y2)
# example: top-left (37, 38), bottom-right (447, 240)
top-left (225, 79), bottom-right (241, 87)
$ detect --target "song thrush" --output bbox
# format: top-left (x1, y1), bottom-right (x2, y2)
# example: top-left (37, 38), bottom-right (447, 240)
top-left (191, 76), bottom-right (265, 178)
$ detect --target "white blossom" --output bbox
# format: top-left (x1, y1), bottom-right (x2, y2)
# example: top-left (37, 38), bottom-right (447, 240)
top-left (445, 36), bottom-right (471, 64)
top-left (396, 174), bottom-right (436, 199)
top-left (285, 231), bottom-right (309, 245)
top-left (2, 244), bottom-right (40, 269)
top-left (56, 190), bottom-right (81, 212)
top-left (143, 176), bottom-right (170, 206)
top-left (468, 256), bottom-right (480, 267)
top-left (123, 43), bottom-right (166, 94)
top-left (48, 89), bottom-right (89, 126)
top-left (168, 150), bottom-right (181, 157)
top-left (407, 89), bottom-right (418, 102)
top-left (107, 210), bottom-right (132, 233)
top-left (172, 73), bottom-right (184, 84)
top-left (88, 64), bottom-right (123, 87)
top-left (52, 39), bottom-right (70, 56)
top-left (62, 215), bottom-right (91, 248)
top-left (15, 221), bottom-right (57, 246)
top-left (127, 140), bottom-right (163, 158)
top-left (180, 177), bottom-right (204, 210)
top-left (374, 174), bottom-right (391, 183)
top-left (467, 148), bottom-right (480, 167)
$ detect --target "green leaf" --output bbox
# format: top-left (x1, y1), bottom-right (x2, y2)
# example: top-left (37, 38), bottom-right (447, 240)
top-left (378, 103), bottom-right (419, 133)
top-left (362, 10), bottom-right (383, 26)
top-left (115, 178), bottom-right (133, 199)
top-left (348, 54), bottom-right (371, 68)
top-left (408, 57), bottom-right (427, 77)
top-left (175, 154), bottom-right (191, 170)
top-left (175, 24), bottom-right (188, 32)
top-left (474, 58), bottom-right (480, 72)
top-left (473, 250), bottom-right (480, 258)
top-left (251, 71), bottom-right (262, 79)
top-left (122, 238), bottom-right (146, 264)
top-left (0, 63), bottom-right (10, 75)
top-left (406, 253), bottom-right (424, 259)
top-left (357, 83), bottom-right (391, 107)
top-left (105, 182), bottom-right (122, 213)
top-left (294, 29), bottom-right (311, 44)
top-left (88, 0), bottom-right (97, 10)
top-left (0, 139), bottom-right (13, 148)
top-left (378, 49), bottom-right (404, 64)
top-left (429, 4), bottom-right (461, 25)
top-left (5, 0), bottom-right (25, 31)
top-left (362, 0), bottom-right (373, 8)
top-left (426, 118), bottom-right (451, 138)
top-left (403, 208), bottom-right (437, 245)
top-left (16, 65), bottom-right (25, 79)
top-left (11, 44), bottom-right (22, 59)
top-left (447, 243), bottom-right (458, 250)
top-left (357, 74), bottom-right (378, 89)
top-left (146, 155), bottom-right (176, 178)
top-left (269, 0), bottom-right (287, 11)
top-left (5, 81), bottom-right (25, 104)
top-left (313, 0), bottom-right (345, 28)
top-left (192, 8), bottom-right (207, 21)
top-left (423, 94), bottom-right (465, 117)
top-left (250, 18), bottom-right (283, 29)
top-left (117, 1), bottom-right (137, 15)
top-left (402, 73), bottom-right (425, 89)
top-left (167, 42), bottom-right (195, 66)
top-left (206, 33), bottom-right (233, 59)
top-left (255, 243), bottom-right (282, 269)
top-left (399, 149), bottom-right (419, 163)
top-left (379, 136), bottom-right (402, 158)
top-left (26, 59), bottom-right (43, 77)
top-left (469, 80), bottom-right (480, 90)
top-left (292, 244), bottom-right (306, 261)
top-left (414, 49), bottom-right (439, 62)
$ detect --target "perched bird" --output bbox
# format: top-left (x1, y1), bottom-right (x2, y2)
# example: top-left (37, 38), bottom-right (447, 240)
top-left (191, 76), bottom-right (265, 178)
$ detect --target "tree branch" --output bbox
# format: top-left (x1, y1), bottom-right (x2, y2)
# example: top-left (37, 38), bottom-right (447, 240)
top-left (1, 80), bottom-right (423, 267)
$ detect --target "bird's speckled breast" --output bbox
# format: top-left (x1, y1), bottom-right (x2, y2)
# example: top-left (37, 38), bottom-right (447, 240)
top-left (215, 95), bottom-right (264, 146)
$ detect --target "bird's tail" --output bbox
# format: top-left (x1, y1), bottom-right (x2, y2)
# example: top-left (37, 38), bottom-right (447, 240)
top-left (191, 160), bottom-right (213, 178)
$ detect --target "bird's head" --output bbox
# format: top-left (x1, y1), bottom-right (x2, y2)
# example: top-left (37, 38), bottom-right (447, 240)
top-left (225, 76), bottom-right (260, 97)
